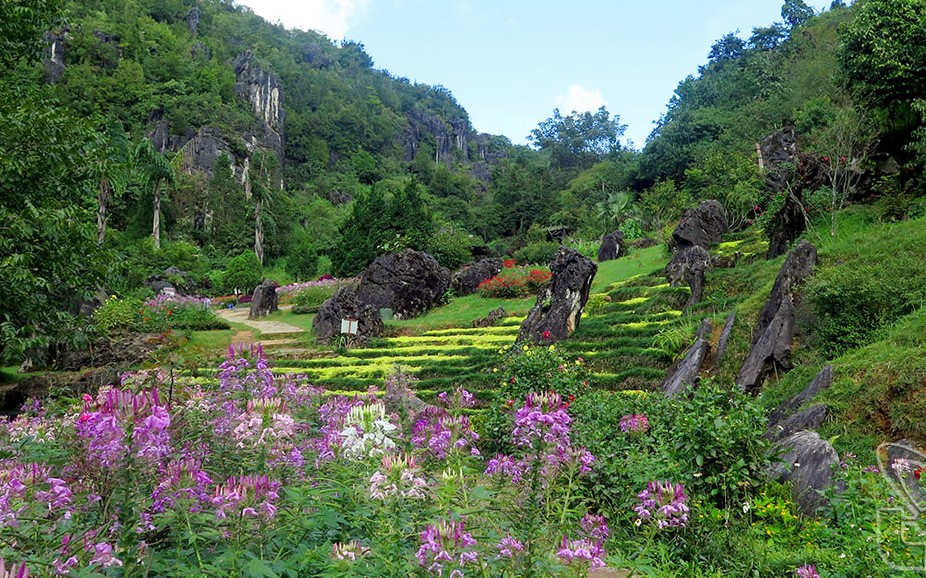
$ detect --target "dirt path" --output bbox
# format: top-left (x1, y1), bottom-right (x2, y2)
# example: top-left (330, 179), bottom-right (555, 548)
top-left (215, 306), bottom-right (304, 335)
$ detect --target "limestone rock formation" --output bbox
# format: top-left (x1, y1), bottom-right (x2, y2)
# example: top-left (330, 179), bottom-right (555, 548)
top-left (248, 280), bottom-right (279, 319)
top-left (669, 200), bottom-right (728, 253)
top-left (516, 247), bottom-right (597, 344)
top-left (765, 404), bottom-right (828, 442)
top-left (451, 258), bottom-right (503, 296)
top-left (767, 365), bottom-right (835, 426)
top-left (665, 200), bottom-right (727, 308)
top-left (356, 249), bottom-right (451, 319)
top-left (665, 245), bottom-right (711, 309)
top-left (234, 51), bottom-right (285, 161)
top-left (597, 230), bottom-right (625, 262)
top-left (736, 241), bottom-right (817, 393)
top-left (313, 285), bottom-right (384, 345)
top-left (660, 319), bottom-right (712, 397)
top-left (472, 306), bottom-right (507, 328)
top-left (768, 430), bottom-right (840, 515)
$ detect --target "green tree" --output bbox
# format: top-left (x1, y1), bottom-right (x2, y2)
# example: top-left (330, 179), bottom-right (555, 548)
top-left (248, 151), bottom-right (279, 265)
top-left (133, 138), bottom-right (175, 250)
top-left (0, 84), bottom-right (107, 364)
top-left (781, 0), bottom-right (815, 30)
top-left (839, 0), bottom-right (926, 110)
top-left (529, 107), bottom-right (627, 171)
top-left (0, 0), bottom-right (61, 68)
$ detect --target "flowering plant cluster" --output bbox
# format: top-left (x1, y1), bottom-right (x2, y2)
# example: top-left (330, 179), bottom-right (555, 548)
top-left (0, 348), bottom-right (612, 576)
top-left (634, 480), bottom-right (690, 529)
top-left (477, 266), bottom-right (552, 298)
top-left (619, 413), bottom-right (649, 433)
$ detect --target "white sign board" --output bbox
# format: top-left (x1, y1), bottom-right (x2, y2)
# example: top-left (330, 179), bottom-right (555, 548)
top-left (340, 318), bottom-right (358, 335)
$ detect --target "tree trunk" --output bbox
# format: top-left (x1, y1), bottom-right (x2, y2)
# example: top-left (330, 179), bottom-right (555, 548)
top-left (97, 179), bottom-right (110, 243)
top-left (152, 181), bottom-right (161, 250)
top-left (255, 200), bottom-right (264, 265)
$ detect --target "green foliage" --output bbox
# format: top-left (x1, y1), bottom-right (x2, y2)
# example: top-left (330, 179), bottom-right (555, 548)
top-left (291, 285), bottom-right (337, 314)
top-left (476, 267), bottom-right (552, 299)
top-left (571, 382), bottom-right (768, 515)
top-left (839, 0), bottom-right (926, 110)
top-left (483, 345), bottom-right (590, 453)
top-left (529, 106), bottom-right (627, 172)
top-left (512, 241), bottom-right (559, 265)
top-left (285, 236), bottom-right (319, 282)
top-left (427, 227), bottom-right (475, 270)
top-left (220, 251), bottom-right (263, 295)
top-left (0, 0), bottom-right (62, 68)
top-left (93, 295), bottom-right (143, 332)
top-left (0, 81), bottom-right (107, 364)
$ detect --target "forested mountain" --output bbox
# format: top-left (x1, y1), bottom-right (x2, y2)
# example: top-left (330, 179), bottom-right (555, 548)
top-left (3, 0), bottom-right (926, 365)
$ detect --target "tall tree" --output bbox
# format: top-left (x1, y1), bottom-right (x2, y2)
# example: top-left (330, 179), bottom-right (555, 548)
top-left (133, 138), bottom-right (175, 250)
top-left (529, 107), bottom-right (626, 172)
top-left (781, 0), bottom-right (815, 30)
top-left (249, 151), bottom-right (279, 265)
top-left (88, 122), bottom-right (130, 243)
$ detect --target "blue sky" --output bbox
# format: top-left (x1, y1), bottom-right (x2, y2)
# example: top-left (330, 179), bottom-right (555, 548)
top-left (237, 0), bottom-right (837, 149)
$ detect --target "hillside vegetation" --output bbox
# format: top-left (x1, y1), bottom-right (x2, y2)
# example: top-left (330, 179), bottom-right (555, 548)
top-left (3, 0), bottom-right (926, 575)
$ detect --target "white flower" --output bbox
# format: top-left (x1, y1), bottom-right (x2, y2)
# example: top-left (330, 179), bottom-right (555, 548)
top-left (742, 502), bottom-right (750, 514)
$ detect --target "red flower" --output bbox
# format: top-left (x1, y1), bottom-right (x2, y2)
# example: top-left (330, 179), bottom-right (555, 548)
top-left (543, 330), bottom-right (551, 339)
top-left (915, 467), bottom-right (923, 480)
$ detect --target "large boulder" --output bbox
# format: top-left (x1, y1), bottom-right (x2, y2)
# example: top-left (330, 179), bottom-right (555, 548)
top-left (356, 249), bottom-right (451, 319)
top-left (472, 306), bottom-right (507, 328)
top-left (768, 430), bottom-right (840, 515)
top-left (517, 247), bottom-right (597, 344)
top-left (669, 200), bottom-right (728, 253)
top-left (665, 245), bottom-right (711, 309)
top-left (767, 365), bottom-right (834, 426)
top-left (313, 285), bottom-right (384, 345)
top-left (660, 319), bottom-right (712, 397)
top-left (248, 280), bottom-right (279, 319)
top-left (880, 441), bottom-right (926, 515)
top-left (597, 230), bottom-right (625, 262)
top-left (451, 258), bottom-right (503, 296)
top-left (765, 405), bottom-right (828, 442)
top-left (736, 241), bottom-right (817, 393)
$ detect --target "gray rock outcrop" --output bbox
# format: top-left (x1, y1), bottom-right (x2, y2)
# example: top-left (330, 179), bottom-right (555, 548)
top-left (736, 241), bottom-right (817, 393)
top-left (234, 51), bottom-right (285, 162)
top-left (472, 307), bottom-right (507, 328)
top-left (669, 200), bottom-right (728, 253)
top-left (597, 230), bottom-right (625, 262)
top-left (516, 247), bottom-right (597, 344)
top-left (768, 430), bottom-right (840, 515)
top-left (767, 365), bottom-right (834, 426)
top-left (248, 280), bottom-right (279, 319)
top-left (665, 245), bottom-right (711, 309)
top-left (765, 404), bottom-right (828, 442)
top-left (356, 249), bottom-right (451, 319)
top-left (665, 200), bottom-right (727, 309)
top-left (451, 258), bottom-right (503, 296)
top-left (313, 285), bottom-right (384, 345)
top-left (660, 319), bottom-right (712, 397)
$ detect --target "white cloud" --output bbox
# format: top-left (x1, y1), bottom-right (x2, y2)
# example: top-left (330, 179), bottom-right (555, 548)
top-left (555, 85), bottom-right (608, 114)
top-left (237, 0), bottom-right (370, 41)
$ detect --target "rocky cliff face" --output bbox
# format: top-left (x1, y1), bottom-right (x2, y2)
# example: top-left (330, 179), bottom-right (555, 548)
top-left (402, 110), bottom-right (470, 162)
top-left (234, 51), bottom-right (285, 162)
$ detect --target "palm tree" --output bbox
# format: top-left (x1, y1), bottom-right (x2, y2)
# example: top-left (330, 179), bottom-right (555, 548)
top-left (133, 138), bottom-right (175, 250)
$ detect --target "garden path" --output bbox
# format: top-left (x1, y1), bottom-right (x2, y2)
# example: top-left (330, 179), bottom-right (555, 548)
top-left (215, 306), bottom-right (304, 335)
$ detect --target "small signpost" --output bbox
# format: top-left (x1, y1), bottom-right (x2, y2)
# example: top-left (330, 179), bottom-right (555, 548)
top-left (340, 317), bottom-right (358, 349)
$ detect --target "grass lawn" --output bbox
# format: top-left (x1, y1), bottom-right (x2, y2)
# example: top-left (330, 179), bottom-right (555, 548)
top-left (591, 244), bottom-right (670, 293)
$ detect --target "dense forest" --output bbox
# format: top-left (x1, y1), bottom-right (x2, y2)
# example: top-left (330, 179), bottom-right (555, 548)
top-left (3, 0), bottom-right (926, 366)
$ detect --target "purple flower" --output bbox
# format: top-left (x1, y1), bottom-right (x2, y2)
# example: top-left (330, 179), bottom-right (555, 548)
top-left (619, 413), bottom-right (649, 433)
top-left (795, 564), bottom-right (820, 578)
top-left (416, 518), bottom-right (478, 576)
top-left (212, 474), bottom-right (281, 520)
top-left (556, 536), bottom-right (606, 569)
top-left (0, 559), bottom-right (29, 578)
top-left (496, 534), bottom-right (524, 558)
top-left (411, 407), bottom-right (479, 460)
top-left (580, 513), bottom-right (610, 540)
top-left (635, 480), bottom-right (689, 529)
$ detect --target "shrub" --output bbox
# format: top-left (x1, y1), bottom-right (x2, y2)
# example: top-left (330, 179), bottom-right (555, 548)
top-left (284, 239), bottom-right (319, 282)
top-left (93, 295), bottom-right (144, 332)
top-left (428, 228), bottom-right (475, 269)
top-left (477, 266), bottom-right (552, 299)
top-left (290, 282), bottom-right (339, 314)
top-left (220, 251), bottom-right (263, 294)
top-left (483, 344), bottom-right (590, 454)
top-left (513, 241), bottom-right (560, 265)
